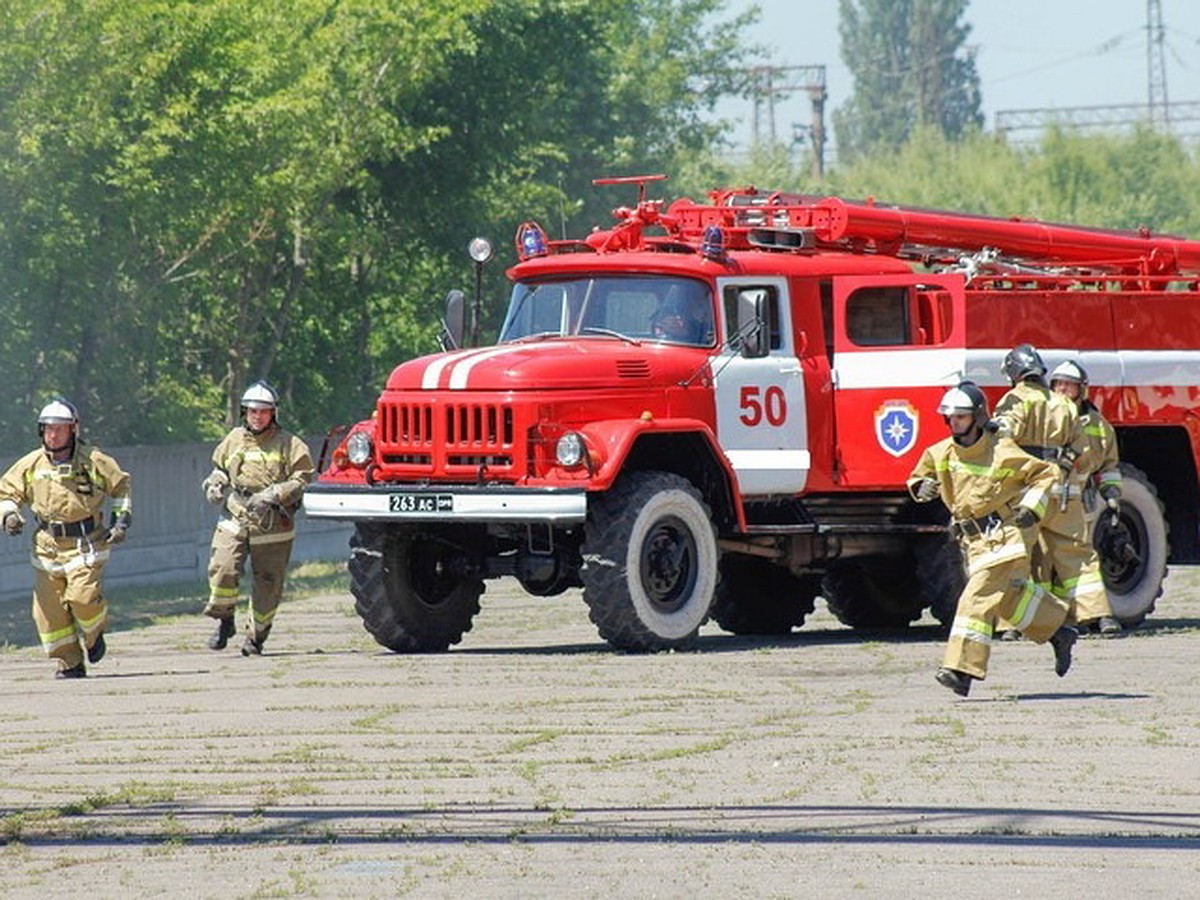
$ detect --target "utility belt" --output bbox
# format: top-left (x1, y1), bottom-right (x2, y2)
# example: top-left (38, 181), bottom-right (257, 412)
top-left (949, 511), bottom-right (1005, 539)
top-left (37, 515), bottom-right (100, 538)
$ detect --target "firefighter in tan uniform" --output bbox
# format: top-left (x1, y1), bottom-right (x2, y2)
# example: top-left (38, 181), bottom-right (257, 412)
top-left (0, 399), bottom-right (131, 679)
top-left (1050, 359), bottom-right (1125, 634)
top-left (908, 382), bottom-right (1077, 697)
top-left (993, 344), bottom-right (1119, 636)
top-left (201, 381), bottom-right (313, 655)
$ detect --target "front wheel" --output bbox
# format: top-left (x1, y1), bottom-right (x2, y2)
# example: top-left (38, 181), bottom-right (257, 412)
top-left (580, 472), bottom-right (718, 651)
top-left (1093, 463), bottom-right (1168, 627)
top-left (349, 524), bottom-right (484, 652)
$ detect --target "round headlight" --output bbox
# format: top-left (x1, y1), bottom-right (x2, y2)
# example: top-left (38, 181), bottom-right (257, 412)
top-left (346, 430), bottom-right (373, 466)
top-left (555, 432), bottom-right (585, 468)
top-left (468, 236), bottom-right (494, 264)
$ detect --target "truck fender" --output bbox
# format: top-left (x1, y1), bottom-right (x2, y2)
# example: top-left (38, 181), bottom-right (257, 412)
top-left (576, 417), bottom-right (748, 531)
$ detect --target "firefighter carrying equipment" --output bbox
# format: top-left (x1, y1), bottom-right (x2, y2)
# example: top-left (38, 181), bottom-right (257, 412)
top-left (202, 419), bottom-right (313, 650)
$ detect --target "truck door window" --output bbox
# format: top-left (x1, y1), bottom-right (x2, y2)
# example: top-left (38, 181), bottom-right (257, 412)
top-left (723, 285), bottom-right (781, 351)
top-left (846, 287), bottom-right (909, 346)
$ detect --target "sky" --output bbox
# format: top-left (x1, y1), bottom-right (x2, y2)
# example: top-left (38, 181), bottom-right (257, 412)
top-left (716, 0), bottom-right (1200, 155)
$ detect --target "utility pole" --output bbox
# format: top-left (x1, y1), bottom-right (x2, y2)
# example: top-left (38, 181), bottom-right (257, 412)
top-left (748, 65), bottom-right (828, 181)
top-left (1147, 0), bottom-right (1169, 126)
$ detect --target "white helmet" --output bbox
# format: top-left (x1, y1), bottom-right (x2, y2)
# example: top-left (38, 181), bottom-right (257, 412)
top-left (37, 397), bottom-right (79, 450)
top-left (1050, 360), bottom-right (1088, 399)
top-left (240, 380), bottom-right (279, 410)
top-left (937, 381), bottom-right (989, 425)
top-left (37, 398), bottom-right (79, 426)
top-left (1050, 360), bottom-right (1087, 384)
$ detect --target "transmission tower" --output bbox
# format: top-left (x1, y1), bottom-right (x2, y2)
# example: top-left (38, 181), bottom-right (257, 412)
top-left (1147, 0), bottom-right (1169, 125)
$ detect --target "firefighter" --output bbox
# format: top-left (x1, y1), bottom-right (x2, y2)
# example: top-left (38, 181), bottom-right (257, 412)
top-left (200, 381), bottom-right (313, 655)
top-left (0, 398), bottom-right (131, 679)
top-left (993, 344), bottom-right (1119, 637)
top-left (1050, 359), bottom-right (1124, 636)
top-left (908, 382), bottom-right (1076, 697)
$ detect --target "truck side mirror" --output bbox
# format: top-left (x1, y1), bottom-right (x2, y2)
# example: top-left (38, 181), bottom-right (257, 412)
top-left (439, 290), bottom-right (465, 351)
top-left (737, 291), bottom-right (769, 358)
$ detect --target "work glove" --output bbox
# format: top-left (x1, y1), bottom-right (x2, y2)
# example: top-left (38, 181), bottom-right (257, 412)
top-left (107, 511), bottom-right (131, 545)
top-left (2, 511), bottom-right (25, 536)
top-left (246, 485), bottom-right (279, 514)
top-left (1100, 485), bottom-right (1121, 513)
top-left (202, 469), bottom-right (230, 505)
top-left (1013, 507), bottom-right (1039, 529)
top-left (913, 478), bottom-right (939, 502)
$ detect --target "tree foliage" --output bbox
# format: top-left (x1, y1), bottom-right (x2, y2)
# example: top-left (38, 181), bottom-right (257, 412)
top-left (0, 0), bottom-right (748, 454)
top-left (834, 0), bottom-right (982, 161)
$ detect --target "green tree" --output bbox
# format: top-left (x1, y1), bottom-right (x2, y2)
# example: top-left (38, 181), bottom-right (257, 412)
top-left (834, 0), bottom-right (982, 162)
top-left (0, 0), bottom-right (754, 454)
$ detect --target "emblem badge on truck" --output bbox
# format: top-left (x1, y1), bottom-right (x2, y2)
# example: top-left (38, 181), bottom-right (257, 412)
top-left (874, 400), bottom-right (919, 458)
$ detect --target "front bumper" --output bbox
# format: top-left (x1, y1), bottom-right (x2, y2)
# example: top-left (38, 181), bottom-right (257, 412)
top-left (302, 483), bottom-right (588, 524)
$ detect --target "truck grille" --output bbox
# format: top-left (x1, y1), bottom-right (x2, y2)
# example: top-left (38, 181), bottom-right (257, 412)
top-left (377, 399), bottom-right (518, 478)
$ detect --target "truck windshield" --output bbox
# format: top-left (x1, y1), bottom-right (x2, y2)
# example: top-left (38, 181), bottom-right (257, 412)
top-left (499, 276), bottom-right (715, 347)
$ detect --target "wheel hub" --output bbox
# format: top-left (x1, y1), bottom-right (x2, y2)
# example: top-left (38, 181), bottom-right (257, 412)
top-left (639, 516), bottom-right (697, 612)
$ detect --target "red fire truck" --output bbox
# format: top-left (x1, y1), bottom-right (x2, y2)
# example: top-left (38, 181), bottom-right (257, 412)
top-left (304, 176), bottom-right (1195, 652)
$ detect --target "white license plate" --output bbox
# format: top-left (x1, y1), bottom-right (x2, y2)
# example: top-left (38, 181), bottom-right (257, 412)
top-left (388, 493), bottom-right (453, 514)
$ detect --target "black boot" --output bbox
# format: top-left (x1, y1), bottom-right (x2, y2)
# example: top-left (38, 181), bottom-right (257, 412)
top-left (241, 626), bottom-right (270, 657)
top-left (207, 617), bottom-right (237, 651)
top-left (55, 661), bottom-right (87, 680)
top-left (1050, 626), bottom-right (1077, 677)
top-left (87, 633), bottom-right (106, 664)
top-left (935, 667), bottom-right (972, 697)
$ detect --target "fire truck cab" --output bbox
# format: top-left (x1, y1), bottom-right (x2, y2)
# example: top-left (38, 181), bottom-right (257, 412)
top-left (304, 179), bottom-right (1195, 652)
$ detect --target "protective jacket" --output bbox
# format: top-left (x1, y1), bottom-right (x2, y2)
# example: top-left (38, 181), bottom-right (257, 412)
top-left (210, 426), bottom-right (312, 538)
top-left (908, 432), bottom-right (1056, 576)
top-left (1077, 400), bottom-right (1122, 500)
top-left (0, 442), bottom-right (131, 538)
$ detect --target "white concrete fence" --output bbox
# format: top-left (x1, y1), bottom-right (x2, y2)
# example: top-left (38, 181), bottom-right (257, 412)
top-left (0, 438), bottom-right (353, 604)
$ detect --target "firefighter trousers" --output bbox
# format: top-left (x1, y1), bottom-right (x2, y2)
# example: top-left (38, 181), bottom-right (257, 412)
top-left (1034, 498), bottom-right (1112, 624)
top-left (944, 557), bottom-right (1070, 680)
top-left (204, 520), bottom-right (295, 640)
top-left (30, 535), bottom-right (109, 670)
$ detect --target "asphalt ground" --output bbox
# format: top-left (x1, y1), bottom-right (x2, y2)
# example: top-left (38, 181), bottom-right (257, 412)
top-left (2, 568), bottom-right (1199, 898)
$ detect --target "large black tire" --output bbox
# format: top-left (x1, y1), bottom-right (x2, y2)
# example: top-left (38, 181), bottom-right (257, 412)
top-left (580, 471), bottom-right (719, 651)
top-left (914, 535), bottom-right (966, 627)
top-left (1092, 463), bottom-right (1168, 627)
top-left (348, 523), bottom-right (484, 653)
top-left (822, 555), bottom-right (924, 629)
top-left (711, 555), bottom-right (820, 635)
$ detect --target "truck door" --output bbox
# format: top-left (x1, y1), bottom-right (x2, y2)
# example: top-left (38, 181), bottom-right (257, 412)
top-left (830, 274), bottom-right (966, 486)
top-left (712, 277), bottom-right (809, 496)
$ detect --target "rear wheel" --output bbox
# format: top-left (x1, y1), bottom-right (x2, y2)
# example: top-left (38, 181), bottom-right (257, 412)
top-left (915, 535), bottom-right (966, 627)
top-left (1093, 463), bottom-right (1168, 627)
top-left (822, 555), bottom-right (923, 629)
top-left (711, 555), bottom-right (820, 635)
top-left (580, 472), bottom-right (718, 652)
top-left (349, 524), bottom-right (484, 652)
